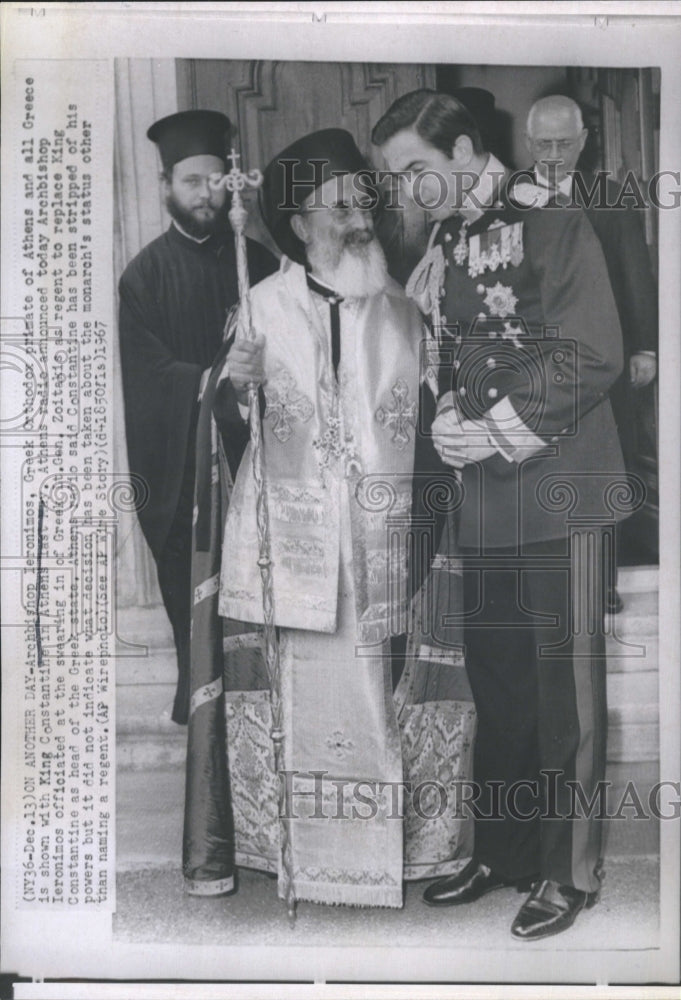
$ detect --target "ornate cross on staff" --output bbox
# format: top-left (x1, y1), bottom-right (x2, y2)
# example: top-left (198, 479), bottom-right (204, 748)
top-left (219, 148), bottom-right (263, 344)
top-left (211, 147), bottom-right (297, 924)
top-left (404, 221), bottom-right (446, 400)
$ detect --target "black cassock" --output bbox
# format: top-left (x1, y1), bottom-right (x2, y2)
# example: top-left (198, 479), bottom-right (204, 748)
top-left (118, 222), bottom-right (277, 723)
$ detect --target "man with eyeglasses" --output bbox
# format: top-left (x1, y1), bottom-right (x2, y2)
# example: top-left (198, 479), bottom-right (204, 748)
top-left (183, 128), bottom-right (475, 907)
top-left (525, 95), bottom-right (586, 189)
top-left (524, 95), bottom-right (658, 612)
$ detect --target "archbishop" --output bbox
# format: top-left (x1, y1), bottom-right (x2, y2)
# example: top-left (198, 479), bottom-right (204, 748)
top-left (183, 128), bottom-right (476, 908)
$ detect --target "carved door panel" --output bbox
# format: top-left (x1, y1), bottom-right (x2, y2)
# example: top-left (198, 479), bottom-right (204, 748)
top-left (114, 59), bottom-right (436, 613)
top-left (176, 59), bottom-right (436, 281)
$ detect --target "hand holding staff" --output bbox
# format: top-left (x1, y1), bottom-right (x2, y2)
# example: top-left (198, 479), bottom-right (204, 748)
top-left (226, 333), bottom-right (265, 405)
top-left (210, 149), bottom-right (297, 924)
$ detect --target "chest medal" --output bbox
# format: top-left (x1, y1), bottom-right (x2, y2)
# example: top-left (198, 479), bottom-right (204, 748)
top-left (467, 219), bottom-right (524, 278)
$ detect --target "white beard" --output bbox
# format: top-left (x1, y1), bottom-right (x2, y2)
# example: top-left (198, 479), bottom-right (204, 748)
top-left (307, 236), bottom-right (390, 299)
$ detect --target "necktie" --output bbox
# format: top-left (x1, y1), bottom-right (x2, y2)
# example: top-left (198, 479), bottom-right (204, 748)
top-left (306, 272), bottom-right (343, 379)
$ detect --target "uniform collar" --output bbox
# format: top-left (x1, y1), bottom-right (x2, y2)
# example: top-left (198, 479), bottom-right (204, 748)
top-left (459, 153), bottom-right (509, 224)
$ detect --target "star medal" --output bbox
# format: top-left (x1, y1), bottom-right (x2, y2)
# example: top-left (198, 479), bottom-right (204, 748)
top-left (483, 282), bottom-right (518, 319)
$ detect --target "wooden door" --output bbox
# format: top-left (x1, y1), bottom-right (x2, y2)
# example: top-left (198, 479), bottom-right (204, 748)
top-left (176, 59), bottom-right (437, 282)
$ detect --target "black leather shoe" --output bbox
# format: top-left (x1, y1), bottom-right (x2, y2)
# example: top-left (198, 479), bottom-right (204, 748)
top-left (423, 860), bottom-right (535, 907)
top-left (511, 879), bottom-right (599, 940)
top-left (606, 587), bottom-right (624, 614)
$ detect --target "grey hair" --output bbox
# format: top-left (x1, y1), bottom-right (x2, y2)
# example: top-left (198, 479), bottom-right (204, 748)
top-left (526, 96), bottom-right (584, 136)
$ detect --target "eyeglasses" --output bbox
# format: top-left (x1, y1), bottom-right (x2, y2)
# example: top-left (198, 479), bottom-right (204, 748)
top-left (531, 138), bottom-right (581, 154)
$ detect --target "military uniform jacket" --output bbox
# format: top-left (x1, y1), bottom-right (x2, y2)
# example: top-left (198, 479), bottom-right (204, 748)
top-left (418, 190), bottom-right (626, 550)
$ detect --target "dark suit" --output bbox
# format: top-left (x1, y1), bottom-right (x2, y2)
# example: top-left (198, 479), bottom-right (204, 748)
top-left (428, 193), bottom-right (627, 892)
top-left (573, 172), bottom-right (658, 469)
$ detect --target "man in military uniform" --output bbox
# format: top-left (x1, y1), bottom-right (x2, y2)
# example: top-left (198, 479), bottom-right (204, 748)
top-left (373, 90), bottom-right (629, 940)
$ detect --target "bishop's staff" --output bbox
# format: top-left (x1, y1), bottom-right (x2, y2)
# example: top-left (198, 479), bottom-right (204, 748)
top-left (211, 148), bottom-right (297, 924)
top-left (404, 220), bottom-right (446, 401)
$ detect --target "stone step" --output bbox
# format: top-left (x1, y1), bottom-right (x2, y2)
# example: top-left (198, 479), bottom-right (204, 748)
top-left (117, 712), bottom-right (658, 772)
top-left (611, 701), bottom-right (658, 725)
top-left (116, 696), bottom-right (179, 734)
top-left (606, 634), bottom-right (658, 674)
top-left (117, 766), bottom-right (185, 868)
top-left (616, 565), bottom-right (658, 593)
top-left (607, 669), bottom-right (658, 705)
top-left (117, 650), bottom-right (178, 687)
top-left (116, 603), bottom-right (174, 651)
top-left (607, 721), bottom-right (659, 763)
top-left (116, 661), bottom-right (660, 771)
top-left (602, 758), bottom-right (660, 857)
top-left (118, 730), bottom-right (186, 771)
top-left (115, 565), bottom-right (660, 768)
top-left (114, 566), bottom-right (657, 653)
top-left (605, 595), bottom-right (658, 637)
top-left (113, 590), bottom-right (658, 686)
top-left (114, 634), bottom-right (659, 697)
top-left (116, 760), bottom-right (660, 870)
top-left (116, 677), bottom-right (660, 732)
top-left (607, 757), bottom-right (659, 790)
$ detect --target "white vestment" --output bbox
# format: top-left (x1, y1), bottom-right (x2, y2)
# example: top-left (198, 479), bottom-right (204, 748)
top-left (220, 256), bottom-right (424, 641)
top-left (218, 258), bottom-right (473, 907)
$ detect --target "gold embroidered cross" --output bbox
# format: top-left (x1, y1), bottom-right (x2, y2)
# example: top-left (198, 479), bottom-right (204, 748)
top-left (325, 729), bottom-right (355, 760)
top-left (264, 370), bottom-right (314, 443)
top-left (375, 378), bottom-right (418, 450)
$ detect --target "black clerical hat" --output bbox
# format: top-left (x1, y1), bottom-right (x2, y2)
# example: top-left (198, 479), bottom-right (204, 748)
top-left (261, 128), bottom-right (369, 262)
top-left (147, 110), bottom-right (232, 171)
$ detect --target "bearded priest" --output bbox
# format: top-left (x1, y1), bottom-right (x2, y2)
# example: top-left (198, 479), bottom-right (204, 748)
top-left (118, 110), bottom-right (276, 725)
top-left (182, 128), bottom-right (477, 908)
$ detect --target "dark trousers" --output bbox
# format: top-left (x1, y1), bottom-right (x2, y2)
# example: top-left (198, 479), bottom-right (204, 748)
top-left (156, 456), bottom-right (195, 725)
top-left (462, 532), bottom-right (607, 893)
